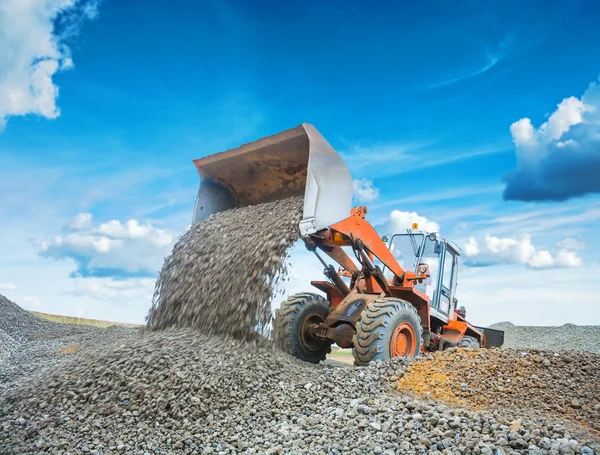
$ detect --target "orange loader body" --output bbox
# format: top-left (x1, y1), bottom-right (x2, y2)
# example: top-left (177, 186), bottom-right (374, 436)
top-left (302, 206), bottom-right (489, 359)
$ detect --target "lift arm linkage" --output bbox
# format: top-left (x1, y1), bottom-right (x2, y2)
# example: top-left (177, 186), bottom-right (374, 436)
top-left (307, 207), bottom-right (431, 289)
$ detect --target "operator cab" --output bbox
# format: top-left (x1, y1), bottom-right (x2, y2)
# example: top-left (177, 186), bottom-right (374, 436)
top-left (381, 228), bottom-right (460, 322)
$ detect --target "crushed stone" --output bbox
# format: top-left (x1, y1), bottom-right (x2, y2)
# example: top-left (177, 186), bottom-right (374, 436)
top-left (2, 329), bottom-right (598, 455)
top-left (0, 294), bottom-right (135, 393)
top-left (0, 294), bottom-right (56, 343)
top-left (396, 347), bottom-right (600, 436)
top-left (490, 321), bottom-right (600, 353)
top-left (0, 329), bottom-right (19, 367)
top-left (146, 197), bottom-right (303, 340)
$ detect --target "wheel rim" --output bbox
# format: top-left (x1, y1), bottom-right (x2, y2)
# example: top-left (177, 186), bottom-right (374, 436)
top-left (390, 322), bottom-right (417, 357)
top-left (299, 312), bottom-right (326, 351)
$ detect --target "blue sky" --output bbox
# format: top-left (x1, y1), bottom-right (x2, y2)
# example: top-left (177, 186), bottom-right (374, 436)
top-left (1, 0), bottom-right (599, 325)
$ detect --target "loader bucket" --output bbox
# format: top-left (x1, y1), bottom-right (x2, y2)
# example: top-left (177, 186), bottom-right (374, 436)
top-left (476, 326), bottom-right (505, 348)
top-left (192, 123), bottom-right (353, 237)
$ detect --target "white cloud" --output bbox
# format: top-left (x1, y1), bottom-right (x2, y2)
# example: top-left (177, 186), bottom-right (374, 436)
top-left (382, 210), bottom-right (440, 234)
top-left (503, 78), bottom-right (600, 201)
top-left (509, 118), bottom-right (535, 147)
top-left (68, 212), bottom-right (93, 230)
top-left (0, 283), bottom-right (18, 291)
top-left (352, 179), bottom-right (379, 202)
top-left (37, 213), bottom-right (176, 277)
top-left (463, 238), bottom-right (479, 256)
top-left (463, 234), bottom-right (582, 269)
top-left (554, 249), bottom-right (583, 268)
top-left (0, 0), bottom-right (98, 129)
top-left (68, 277), bottom-right (155, 303)
top-left (510, 96), bottom-right (592, 152)
top-left (96, 219), bottom-right (172, 245)
top-left (556, 238), bottom-right (585, 251)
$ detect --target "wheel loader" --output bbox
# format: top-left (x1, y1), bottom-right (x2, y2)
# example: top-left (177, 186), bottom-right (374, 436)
top-left (191, 123), bottom-right (504, 365)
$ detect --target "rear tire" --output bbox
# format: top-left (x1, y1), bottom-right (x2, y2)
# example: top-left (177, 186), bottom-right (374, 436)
top-left (458, 335), bottom-right (480, 349)
top-left (352, 297), bottom-right (422, 366)
top-left (273, 293), bottom-right (332, 364)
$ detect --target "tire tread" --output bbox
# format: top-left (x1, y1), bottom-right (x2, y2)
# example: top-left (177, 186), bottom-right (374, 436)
top-left (273, 293), bottom-right (332, 363)
top-left (352, 297), bottom-right (422, 366)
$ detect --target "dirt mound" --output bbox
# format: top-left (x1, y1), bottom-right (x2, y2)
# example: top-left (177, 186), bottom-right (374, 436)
top-left (396, 348), bottom-right (600, 436)
top-left (146, 197), bottom-right (302, 340)
top-left (490, 321), bottom-right (600, 353)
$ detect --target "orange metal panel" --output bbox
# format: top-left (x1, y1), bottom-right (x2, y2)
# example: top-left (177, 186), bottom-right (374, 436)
top-left (329, 207), bottom-right (406, 279)
top-left (443, 319), bottom-right (468, 335)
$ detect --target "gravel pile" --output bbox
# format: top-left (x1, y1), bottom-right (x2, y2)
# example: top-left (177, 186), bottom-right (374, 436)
top-left (2, 329), bottom-right (598, 455)
top-left (0, 329), bottom-right (19, 366)
top-left (146, 197), bottom-right (303, 340)
top-left (0, 294), bottom-right (56, 342)
top-left (0, 295), bottom-right (135, 392)
top-left (490, 322), bottom-right (600, 353)
top-left (396, 347), bottom-right (600, 436)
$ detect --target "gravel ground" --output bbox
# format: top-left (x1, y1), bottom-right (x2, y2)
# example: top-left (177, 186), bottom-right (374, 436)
top-left (0, 295), bottom-right (135, 393)
top-left (490, 322), bottom-right (600, 353)
top-left (396, 348), bottom-right (600, 436)
top-left (147, 197), bottom-right (303, 340)
top-left (0, 329), bottom-right (19, 367)
top-left (2, 329), bottom-right (598, 455)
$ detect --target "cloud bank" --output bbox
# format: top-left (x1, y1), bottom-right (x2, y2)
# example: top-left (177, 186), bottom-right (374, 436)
top-left (463, 234), bottom-right (582, 269)
top-left (379, 210), bottom-right (440, 234)
top-left (0, 0), bottom-right (98, 129)
top-left (503, 77), bottom-right (600, 201)
top-left (68, 277), bottom-right (155, 303)
top-left (37, 213), bottom-right (175, 278)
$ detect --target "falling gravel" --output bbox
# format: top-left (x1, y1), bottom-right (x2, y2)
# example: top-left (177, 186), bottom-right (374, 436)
top-left (146, 197), bottom-right (303, 340)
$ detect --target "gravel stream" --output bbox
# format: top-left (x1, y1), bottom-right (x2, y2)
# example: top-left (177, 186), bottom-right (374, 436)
top-left (146, 197), bottom-right (303, 340)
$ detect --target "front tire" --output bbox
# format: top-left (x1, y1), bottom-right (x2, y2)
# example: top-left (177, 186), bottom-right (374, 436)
top-left (273, 293), bottom-right (332, 364)
top-left (353, 297), bottom-right (422, 366)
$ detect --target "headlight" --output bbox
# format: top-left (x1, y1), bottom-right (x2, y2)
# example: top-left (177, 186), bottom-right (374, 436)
top-left (419, 264), bottom-right (428, 274)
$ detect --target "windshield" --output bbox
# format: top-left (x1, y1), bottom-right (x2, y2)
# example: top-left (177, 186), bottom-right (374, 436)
top-left (386, 233), bottom-right (424, 274)
top-left (419, 236), bottom-right (440, 288)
